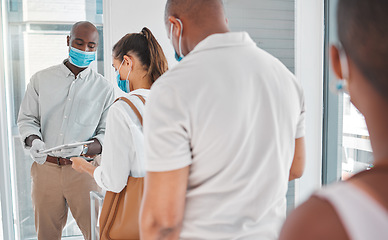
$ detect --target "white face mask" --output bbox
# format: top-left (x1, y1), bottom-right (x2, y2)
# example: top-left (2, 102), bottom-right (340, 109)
top-left (330, 44), bottom-right (349, 95)
top-left (169, 18), bottom-right (184, 61)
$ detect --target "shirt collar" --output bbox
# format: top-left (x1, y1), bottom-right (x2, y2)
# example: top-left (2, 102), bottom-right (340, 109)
top-left (60, 59), bottom-right (92, 79)
top-left (129, 88), bottom-right (150, 97)
top-left (189, 32), bottom-right (256, 56)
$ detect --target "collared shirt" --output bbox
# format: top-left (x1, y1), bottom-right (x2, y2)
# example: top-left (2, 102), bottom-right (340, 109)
top-left (18, 60), bottom-right (115, 157)
top-left (93, 89), bottom-right (149, 193)
top-left (144, 32), bottom-right (305, 239)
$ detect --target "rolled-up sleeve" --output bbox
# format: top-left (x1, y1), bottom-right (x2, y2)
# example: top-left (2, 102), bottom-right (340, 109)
top-left (17, 75), bottom-right (42, 148)
top-left (94, 104), bottom-right (135, 193)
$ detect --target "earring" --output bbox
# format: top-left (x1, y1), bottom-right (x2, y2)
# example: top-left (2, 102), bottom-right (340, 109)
top-left (330, 79), bottom-right (348, 95)
top-left (330, 43), bottom-right (349, 95)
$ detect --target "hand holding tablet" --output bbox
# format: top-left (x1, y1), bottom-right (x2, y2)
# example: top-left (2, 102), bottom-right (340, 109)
top-left (38, 140), bottom-right (94, 154)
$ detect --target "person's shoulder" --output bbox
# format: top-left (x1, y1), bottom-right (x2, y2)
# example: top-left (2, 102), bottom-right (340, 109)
top-left (110, 96), bottom-right (143, 125)
top-left (109, 100), bottom-right (128, 116)
top-left (89, 69), bottom-right (114, 90)
top-left (151, 61), bottom-right (199, 94)
top-left (28, 63), bottom-right (65, 88)
top-left (89, 69), bottom-right (110, 84)
top-left (279, 195), bottom-right (349, 240)
top-left (149, 71), bottom-right (174, 91)
top-left (32, 63), bottom-right (63, 78)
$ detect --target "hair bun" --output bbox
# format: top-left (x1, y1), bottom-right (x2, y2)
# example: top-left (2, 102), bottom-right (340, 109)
top-left (141, 27), bottom-right (149, 38)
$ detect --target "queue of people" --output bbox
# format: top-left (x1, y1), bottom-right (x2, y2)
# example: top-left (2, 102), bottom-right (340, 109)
top-left (16, 0), bottom-right (388, 239)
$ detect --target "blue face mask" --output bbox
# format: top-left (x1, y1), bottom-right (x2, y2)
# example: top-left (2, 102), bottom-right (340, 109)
top-left (116, 74), bottom-right (129, 93)
top-left (174, 52), bottom-right (183, 62)
top-left (68, 47), bottom-right (96, 68)
top-left (116, 59), bottom-right (131, 93)
top-left (170, 19), bottom-right (184, 62)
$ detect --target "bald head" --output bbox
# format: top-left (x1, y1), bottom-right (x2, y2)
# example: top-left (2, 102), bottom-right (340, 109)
top-left (70, 21), bottom-right (98, 38)
top-left (164, 0), bottom-right (229, 56)
top-left (338, 0), bottom-right (388, 102)
top-left (165, 0), bottom-right (225, 26)
top-left (67, 21), bottom-right (99, 53)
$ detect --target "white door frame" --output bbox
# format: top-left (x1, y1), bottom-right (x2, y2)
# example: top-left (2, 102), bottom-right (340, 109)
top-left (0, 0), bottom-right (16, 239)
top-left (295, 0), bottom-right (324, 203)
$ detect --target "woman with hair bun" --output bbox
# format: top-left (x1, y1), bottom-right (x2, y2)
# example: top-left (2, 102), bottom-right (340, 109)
top-left (71, 27), bottom-right (168, 239)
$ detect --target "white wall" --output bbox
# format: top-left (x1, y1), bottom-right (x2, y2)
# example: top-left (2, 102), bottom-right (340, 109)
top-left (103, 0), bottom-right (175, 95)
top-left (224, 0), bottom-right (295, 73)
top-left (295, 0), bottom-right (324, 203)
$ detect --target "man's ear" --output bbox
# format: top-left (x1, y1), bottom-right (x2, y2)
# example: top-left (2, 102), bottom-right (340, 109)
top-left (169, 16), bottom-right (182, 38)
top-left (330, 45), bottom-right (343, 79)
top-left (67, 36), bottom-right (70, 47)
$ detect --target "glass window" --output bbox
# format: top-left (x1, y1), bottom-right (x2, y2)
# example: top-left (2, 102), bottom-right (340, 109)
top-left (0, 198), bottom-right (3, 239)
top-left (2, 0), bottom-right (103, 239)
top-left (323, 0), bottom-right (372, 184)
top-left (341, 94), bottom-right (373, 179)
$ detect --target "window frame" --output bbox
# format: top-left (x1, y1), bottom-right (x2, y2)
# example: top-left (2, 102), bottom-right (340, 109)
top-left (322, 0), bottom-right (343, 185)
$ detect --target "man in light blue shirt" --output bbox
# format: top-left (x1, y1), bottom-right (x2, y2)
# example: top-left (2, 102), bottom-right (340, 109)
top-left (17, 21), bottom-right (114, 240)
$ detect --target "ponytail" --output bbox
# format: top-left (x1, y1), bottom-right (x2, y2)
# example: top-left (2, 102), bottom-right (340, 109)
top-left (141, 27), bottom-right (169, 83)
top-left (112, 27), bottom-right (168, 84)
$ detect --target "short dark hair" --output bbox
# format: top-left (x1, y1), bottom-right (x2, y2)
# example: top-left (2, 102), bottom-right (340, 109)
top-left (112, 27), bottom-right (168, 84)
top-left (337, 0), bottom-right (388, 101)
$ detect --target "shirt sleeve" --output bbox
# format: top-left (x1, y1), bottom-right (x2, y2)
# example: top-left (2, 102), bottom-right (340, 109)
top-left (93, 103), bottom-right (135, 193)
top-left (144, 82), bottom-right (192, 172)
top-left (93, 84), bottom-right (115, 146)
top-left (295, 90), bottom-right (306, 139)
top-left (17, 74), bottom-right (43, 148)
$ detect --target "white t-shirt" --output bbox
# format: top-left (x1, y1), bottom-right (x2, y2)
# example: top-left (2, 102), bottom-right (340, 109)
top-left (144, 32), bottom-right (305, 239)
top-left (94, 89), bottom-right (149, 193)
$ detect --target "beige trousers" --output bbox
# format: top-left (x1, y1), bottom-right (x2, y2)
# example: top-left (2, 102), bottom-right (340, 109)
top-left (31, 161), bottom-right (99, 240)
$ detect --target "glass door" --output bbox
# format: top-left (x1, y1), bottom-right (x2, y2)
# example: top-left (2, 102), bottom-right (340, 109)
top-left (1, 0), bottom-right (104, 239)
top-left (0, 199), bottom-right (3, 239)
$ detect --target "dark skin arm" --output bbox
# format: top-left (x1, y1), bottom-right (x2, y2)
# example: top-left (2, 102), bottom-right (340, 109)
top-left (25, 135), bottom-right (41, 147)
top-left (279, 196), bottom-right (350, 240)
top-left (289, 137), bottom-right (306, 181)
top-left (140, 167), bottom-right (190, 239)
top-left (25, 135), bottom-right (101, 156)
top-left (84, 138), bottom-right (102, 156)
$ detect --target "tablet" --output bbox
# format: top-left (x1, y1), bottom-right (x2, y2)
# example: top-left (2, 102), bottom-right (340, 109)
top-left (39, 140), bottom-right (94, 154)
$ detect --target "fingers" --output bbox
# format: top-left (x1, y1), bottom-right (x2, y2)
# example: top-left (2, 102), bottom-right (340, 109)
top-left (70, 156), bottom-right (83, 162)
top-left (30, 140), bottom-right (47, 164)
top-left (70, 157), bottom-right (87, 173)
top-left (36, 156), bottom-right (47, 165)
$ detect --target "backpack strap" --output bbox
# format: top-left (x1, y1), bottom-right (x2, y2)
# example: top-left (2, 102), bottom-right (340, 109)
top-left (114, 95), bottom-right (146, 126)
top-left (133, 94), bottom-right (146, 104)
